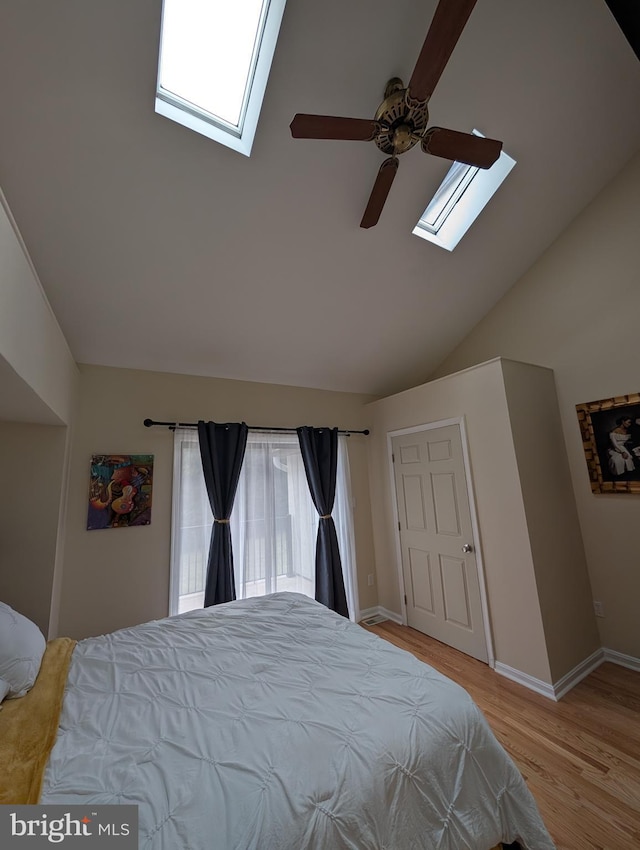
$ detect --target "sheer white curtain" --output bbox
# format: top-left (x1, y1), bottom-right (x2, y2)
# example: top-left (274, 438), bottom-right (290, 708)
top-left (334, 436), bottom-right (360, 622)
top-left (170, 429), bottom-right (359, 620)
top-left (170, 428), bottom-right (213, 615)
top-left (232, 432), bottom-right (316, 600)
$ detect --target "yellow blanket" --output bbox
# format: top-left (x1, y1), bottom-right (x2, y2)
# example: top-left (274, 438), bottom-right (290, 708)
top-left (0, 637), bottom-right (76, 805)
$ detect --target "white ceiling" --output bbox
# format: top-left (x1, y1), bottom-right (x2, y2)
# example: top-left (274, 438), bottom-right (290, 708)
top-left (0, 0), bottom-right (639, 397)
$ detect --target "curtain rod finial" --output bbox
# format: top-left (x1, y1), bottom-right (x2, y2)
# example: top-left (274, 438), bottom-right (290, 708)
top-left (143, 419), bottom-right (153, 427)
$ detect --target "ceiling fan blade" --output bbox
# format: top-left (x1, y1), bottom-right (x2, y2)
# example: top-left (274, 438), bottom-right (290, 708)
top-left (290, 114), bottom-right (380, 141)
top-left (422, 127), bottom-right (502, 168)
top-left (360, 157), bottom-right (399, 229)
top-left (408, 0), bottom-right (478, 103)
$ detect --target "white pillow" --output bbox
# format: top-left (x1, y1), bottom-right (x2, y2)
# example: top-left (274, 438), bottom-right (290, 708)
top-left (0, 601), bottom-right (46, 700)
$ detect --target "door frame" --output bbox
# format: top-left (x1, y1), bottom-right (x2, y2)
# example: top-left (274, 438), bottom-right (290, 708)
top-left (386, 417), bottom-right (495, 668)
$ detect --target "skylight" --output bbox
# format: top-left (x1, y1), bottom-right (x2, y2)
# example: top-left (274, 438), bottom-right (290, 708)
top-left (155, 0), bottom-right (287, 156)
top-left (413, 131), bottom-right (516, 251)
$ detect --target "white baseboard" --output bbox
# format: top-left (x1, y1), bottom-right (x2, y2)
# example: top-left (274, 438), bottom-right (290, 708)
top-left (494, 661), bottom-right (558, 700)
top-left (496, 647), bottom-right (640, 701)
top-left (552, 649), bottom-right (604, 700)
top-left (358, 605), bottom-right (403, 626)
top-left (358, 612), bottom-right (640, 699)
top-left (379, 606), bottom-right (403, 624)
top-left (496, 650), bottom-right (604, 701)
top-left (603, 648), bottom-right (640, 672)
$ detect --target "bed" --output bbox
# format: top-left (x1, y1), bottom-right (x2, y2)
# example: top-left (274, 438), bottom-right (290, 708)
top-left (2, 592), bottom-right (555, 849)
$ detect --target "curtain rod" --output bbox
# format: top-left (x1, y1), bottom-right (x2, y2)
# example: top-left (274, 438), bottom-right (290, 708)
top-left (143, 418), bottom-right (369, 436)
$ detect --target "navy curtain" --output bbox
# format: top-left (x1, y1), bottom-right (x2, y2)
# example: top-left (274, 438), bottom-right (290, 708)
top-left (296, 426), bottom-right (349, 618)
top-left (197, 421), bottom-right (248, 607)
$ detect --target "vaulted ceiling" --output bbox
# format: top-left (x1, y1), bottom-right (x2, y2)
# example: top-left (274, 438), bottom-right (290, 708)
top-left (1, 0), bottom-right (639, 396)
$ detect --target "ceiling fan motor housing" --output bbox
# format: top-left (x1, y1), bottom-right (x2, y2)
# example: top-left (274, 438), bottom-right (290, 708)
top-left (374, 79), bottom-right (429, 155)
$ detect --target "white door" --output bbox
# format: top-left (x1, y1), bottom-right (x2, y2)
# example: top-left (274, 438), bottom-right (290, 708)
top-left (392, 424), bottom-right (488, 663)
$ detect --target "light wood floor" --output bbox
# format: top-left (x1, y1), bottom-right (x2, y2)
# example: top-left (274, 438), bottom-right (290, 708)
top-left (364, 620), bottom-right (640, 850)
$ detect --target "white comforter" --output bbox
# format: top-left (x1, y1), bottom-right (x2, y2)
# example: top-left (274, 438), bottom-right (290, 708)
top-left (41, 592), bottom-right (555, 850)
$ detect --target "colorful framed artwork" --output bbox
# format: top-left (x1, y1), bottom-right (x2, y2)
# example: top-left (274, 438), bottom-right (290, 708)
top-left (87, 454), bottom-right (154, 529)
top-left (576, 393), bottom-right (640, 494)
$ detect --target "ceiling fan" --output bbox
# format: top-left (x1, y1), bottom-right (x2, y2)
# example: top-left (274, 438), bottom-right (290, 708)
top-left (289, 0), bottom-right (502, 229)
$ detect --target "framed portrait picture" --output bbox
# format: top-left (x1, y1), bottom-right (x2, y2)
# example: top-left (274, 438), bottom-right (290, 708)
top-left (576, 393), bottom-right (640, 494)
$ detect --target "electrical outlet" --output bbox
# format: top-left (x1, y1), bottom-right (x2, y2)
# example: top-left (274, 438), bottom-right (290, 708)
top-left (593, 600), bottom-right (605, 618)
top-left (367, 574), bottom-right (375, 587)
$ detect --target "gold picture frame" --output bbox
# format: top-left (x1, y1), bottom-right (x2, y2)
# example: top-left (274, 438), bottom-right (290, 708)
top-left (576, 393), bottom-right (640, 494)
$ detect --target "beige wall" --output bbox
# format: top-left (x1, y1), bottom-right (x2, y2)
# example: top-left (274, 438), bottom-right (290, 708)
top-left (501, 360), bottom-right (599, 681)
top-left (0, 188), bottom-right (78, 426)
top-left (56, 365), bottom-right (377, 639)
top-left (0, 188), bottom-right (78, 637)
top-left (432, 149), bottom-right (640, 659)
top-left (0, 422), bottom-right (68, 635)
top-left (366, 359), bottom-right (553, 684)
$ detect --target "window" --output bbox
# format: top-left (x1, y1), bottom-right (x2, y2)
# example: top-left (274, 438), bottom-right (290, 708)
top-left (155, 0), bottom-right (287, 155)
top-left (170, 430), bottom-right (359, 619)
top-left (413, 131), bottom-right (516, 251)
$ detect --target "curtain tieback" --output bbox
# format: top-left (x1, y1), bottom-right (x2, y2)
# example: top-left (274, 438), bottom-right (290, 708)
top-left (319, 514), bottom-right (332, 520)
top-left (214, 518), bottom-right (231, 524)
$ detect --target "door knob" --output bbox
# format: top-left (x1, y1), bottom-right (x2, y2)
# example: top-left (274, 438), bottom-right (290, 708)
top-left (461, 543), bottom-right (473, 553)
